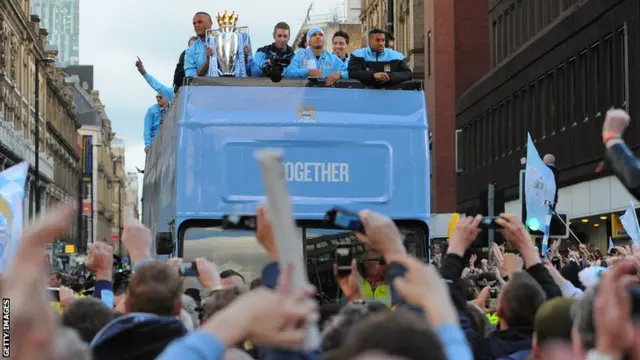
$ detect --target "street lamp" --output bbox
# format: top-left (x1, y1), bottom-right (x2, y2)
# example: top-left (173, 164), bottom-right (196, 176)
top-left (34, 56), bottom-right (56, 215)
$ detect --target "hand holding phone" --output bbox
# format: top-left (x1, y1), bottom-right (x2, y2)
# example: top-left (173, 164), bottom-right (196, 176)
top-left (335, 245), bottom-right (353, 277)
top-left (180, 262), bottom-right (199, 277)
top-left (489, 287), bottom-right (498, 309)
top-left (325, 207), bottom-right (364, 233)
top-left (478, 216), bottom-right (502, 229)
top-left (48, 287), bottom-right (60, 301)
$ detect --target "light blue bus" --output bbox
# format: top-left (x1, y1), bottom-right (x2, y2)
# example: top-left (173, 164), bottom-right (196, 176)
top-left (142, 77), bottom-right (431, 291)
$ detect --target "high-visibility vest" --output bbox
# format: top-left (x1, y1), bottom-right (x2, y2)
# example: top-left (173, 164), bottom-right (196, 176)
top-left (361, 279), bottom-right (391, 307)
top-left (487, 313), bottom-right (499, 325)
top-left (50, 293), bottom-right (86, 314)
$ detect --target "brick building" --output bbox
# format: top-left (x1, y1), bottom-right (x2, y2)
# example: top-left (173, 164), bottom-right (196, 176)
top-left (456, 0), bottom-right (639, 249)
top-left (358, 0), bottom-right (489, 212)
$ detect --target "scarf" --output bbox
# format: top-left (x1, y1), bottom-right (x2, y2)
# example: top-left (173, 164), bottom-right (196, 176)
top-left (301, 47), bottom-right (331, 72)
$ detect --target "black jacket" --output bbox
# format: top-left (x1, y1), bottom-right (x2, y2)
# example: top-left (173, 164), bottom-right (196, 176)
top-left (173, 50), bottom-right (187, 94)
top-left (606, 142), bottom-right (640, 201)
top-left (348, 47), bottom-right (412, 87)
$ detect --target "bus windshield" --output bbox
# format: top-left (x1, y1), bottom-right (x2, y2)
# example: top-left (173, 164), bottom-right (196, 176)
top-left (181, 226), bottom-right (356, 284)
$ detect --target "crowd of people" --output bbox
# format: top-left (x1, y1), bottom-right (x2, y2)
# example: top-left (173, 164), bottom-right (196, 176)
top-left (136, 11), bottom-right (410, 153)
top-left (0, 108), bottom-right (638, 360)
top-left (5, 7), bottom-right (640, 360)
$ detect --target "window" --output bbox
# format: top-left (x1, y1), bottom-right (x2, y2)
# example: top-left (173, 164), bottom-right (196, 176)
top-left (546, 71), bottom-right (555, 135)
top-left (528, 83), bottom-right (536, 139)
top-left (427, 31), bottom-right (432, 77)
top-left (567, 57), bottom-right (576, 125)
top-left (589, 42), bottom-right (600, 116)
top-left (617, 25), bottom-right (628, 108)
top-left (603, 34), bottom-right (614, 108)
top-left (556, 63), bottom-right (566, 131)
top-left (455, 129), bottom-right (462, 172)
top-left (508, 96), bottom-right (516, 153)
top-left (492, 20), bottom-right (498, 66)
top-left (578, 50), bottom-right (588, 120)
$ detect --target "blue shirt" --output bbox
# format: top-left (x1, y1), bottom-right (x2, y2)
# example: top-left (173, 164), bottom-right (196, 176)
top-left (184, 37), bottom-right (207, 77)
top-left (143, 104), bottom-right (166, 147)
top-left (143, 72), bottom-right (173, 102)
top-left (284, 49), bottom-right (348, 80)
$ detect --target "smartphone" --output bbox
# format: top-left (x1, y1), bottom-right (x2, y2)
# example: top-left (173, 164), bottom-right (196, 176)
top-left (48, 287), bottom-right (60, 301)
top-left (478, 216), bottom-right (502, 229)
top-left (325, 207), bottom-right (364, 233)
top-left (386, 264), bottom-right (424, 314)
top-left (552, 256), bottom-right (561, 270)
top-left (335, 245), bottom-right (353, 277)
top-left (489, 287), bottom-right (498, 309)
top-left (180, 262), bottom-right (199, 277)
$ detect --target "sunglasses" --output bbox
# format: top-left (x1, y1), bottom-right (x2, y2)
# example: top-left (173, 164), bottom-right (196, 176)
top-left (156, 96), bottom-right (163, 100)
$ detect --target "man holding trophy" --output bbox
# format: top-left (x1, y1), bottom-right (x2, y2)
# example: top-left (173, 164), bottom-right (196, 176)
top-left (205, 10), bottom-right (252, 77)
top-left (184, 12), bottom-right (215, 77)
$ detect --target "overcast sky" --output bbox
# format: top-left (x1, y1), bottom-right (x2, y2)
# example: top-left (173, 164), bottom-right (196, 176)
top-left (78, 0), bottom-right (344, 196)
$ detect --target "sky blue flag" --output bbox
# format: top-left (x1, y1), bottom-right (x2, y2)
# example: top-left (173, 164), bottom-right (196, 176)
top-left (608, 236), bottom-right (615, 253)
top-left (525, 134), bottom-right (557, 230)
top-left (0, 162), bottom-right (28, 272)
top-left (619, 201), bottom-right (640, 247)
top-left (525, 134), bottom-right (556, 253)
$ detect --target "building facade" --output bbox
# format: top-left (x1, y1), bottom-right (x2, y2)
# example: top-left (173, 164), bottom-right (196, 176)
top-left (423, 0), bottom-right (490, 212)
top-left (30, 0), bottom-right (79, 65)
top-left (293, 3), bottom-right (363, 54)
top-left (358, 0), bottom-right (488, 212)
top-left (110, 137), bottom-right (126, 255)
top-left (125, 172), bottom-right (139, 220)
top-left (455, 0), bottom-right (638, 248)
top-left (74, 82), bottom-right (116, 247)
top-left (43, 49), bottom-right (80, 208)
top-left (0, 0), bottom-right (64, 222)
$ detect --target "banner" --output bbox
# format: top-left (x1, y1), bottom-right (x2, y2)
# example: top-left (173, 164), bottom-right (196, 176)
top-left (525, 134), bottom-right (556, 253)
top-left (0, 162), bottom-right (29, 272)
top-left (619, 201), bottom-right (640, 246)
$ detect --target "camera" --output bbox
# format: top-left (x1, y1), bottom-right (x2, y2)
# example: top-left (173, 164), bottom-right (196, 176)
top-left (335, 245), bottom-right (353, 277)
top-left (180, 262), bottom-right (199, 277)
top-left (324, 207), bottom-right (365, 233)
top-left (478, 216), bottom-right (502, 229)
top-left (263, 55), bottom-right (292, 83)
top-left (489, 287), bottom-right (499, 309)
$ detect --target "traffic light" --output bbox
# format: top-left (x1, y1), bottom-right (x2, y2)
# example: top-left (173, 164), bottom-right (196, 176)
top-left (526, 213), bottom-right (569, 238)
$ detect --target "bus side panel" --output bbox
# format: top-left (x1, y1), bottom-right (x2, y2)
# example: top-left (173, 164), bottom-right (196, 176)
top-left (175, 86), bottom-right (429, 223)
top-left (142, 92), bottom-right (181, 260)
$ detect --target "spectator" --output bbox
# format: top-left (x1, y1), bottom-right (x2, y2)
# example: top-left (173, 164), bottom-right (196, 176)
top-left (53, 327), bottom-right (92, 360)
top-left (475, 272), bottom-right (545, 360)
top-left (125, 261), bottom-right (182, 316)
top-left (219, 269), bottom-right (245, 287)
top-left (61, 297), bottom-right (114, 343)
top-left (385, 31), bottom-right (395, 49)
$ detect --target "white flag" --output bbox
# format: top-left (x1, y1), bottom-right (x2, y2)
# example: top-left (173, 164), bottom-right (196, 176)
top-left (619, 201), bottom-right (640, 246)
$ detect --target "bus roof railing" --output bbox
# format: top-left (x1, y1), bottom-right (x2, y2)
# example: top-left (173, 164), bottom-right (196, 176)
top-left (182, 77), bottom-right (423, 90)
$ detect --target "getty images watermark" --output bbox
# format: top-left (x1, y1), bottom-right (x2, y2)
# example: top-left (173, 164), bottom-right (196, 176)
top-left (2, 298), bottom-right (8, 358)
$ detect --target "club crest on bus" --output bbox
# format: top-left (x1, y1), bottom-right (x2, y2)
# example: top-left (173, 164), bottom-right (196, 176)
top-left (297, 104), bottom-right (316, 123)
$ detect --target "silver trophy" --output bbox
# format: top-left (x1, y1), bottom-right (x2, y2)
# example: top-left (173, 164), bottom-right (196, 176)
top-left (215, 10), bottom-right (239, 76)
